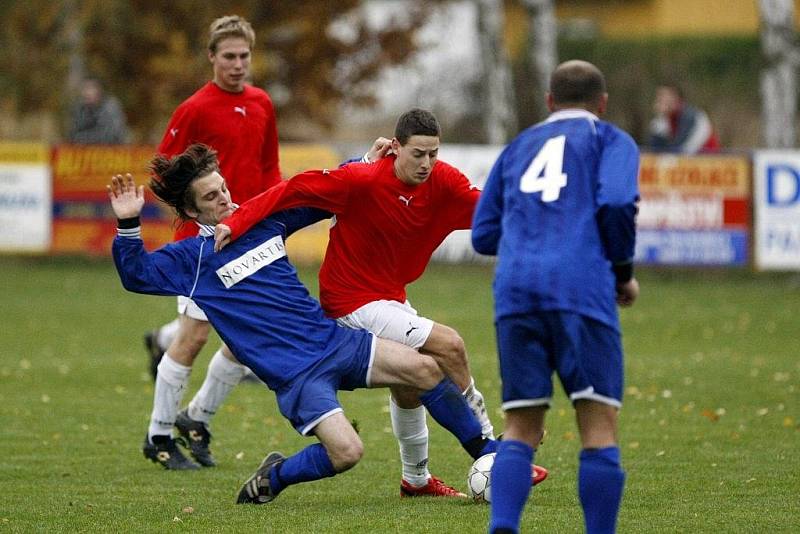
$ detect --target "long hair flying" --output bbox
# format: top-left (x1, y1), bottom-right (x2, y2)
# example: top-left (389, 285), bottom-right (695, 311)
top-left (149, 143), bottom-right (220, 220)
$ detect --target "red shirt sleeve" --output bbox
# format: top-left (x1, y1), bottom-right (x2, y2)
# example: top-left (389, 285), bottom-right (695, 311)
top-left (441, 164), bottom-right (481, 230)
top-left (260, 95), bottom-right (281, 182)
top-left (157, 102), bottom-right (196, 157)
top-left (157, 102), bottom-right (200, 241)
top-left (224, 167), bottom-right (353, 241)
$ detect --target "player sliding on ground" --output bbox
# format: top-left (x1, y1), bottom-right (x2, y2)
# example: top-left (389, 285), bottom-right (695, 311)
top-left (214, 108), bottom-right (548, 494)
top-left (108, 144), bottom-right (517, 504)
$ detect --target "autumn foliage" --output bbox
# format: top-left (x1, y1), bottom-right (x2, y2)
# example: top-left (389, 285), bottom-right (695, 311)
top-left (0, 0), bottom-right (432, 142)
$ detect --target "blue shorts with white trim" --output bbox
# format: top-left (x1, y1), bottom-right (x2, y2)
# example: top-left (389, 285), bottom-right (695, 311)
top-left (274, 329), bottom-right (375, 435)
top-left (496, 311), bottom-right (623, 410)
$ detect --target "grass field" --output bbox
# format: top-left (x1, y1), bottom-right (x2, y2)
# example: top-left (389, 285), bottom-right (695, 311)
top-left (0, 256), bottom-right (798, 533)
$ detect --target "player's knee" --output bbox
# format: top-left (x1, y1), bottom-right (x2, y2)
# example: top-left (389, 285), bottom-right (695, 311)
top-left (439, 328), bottom-right (467, 366)
top-left (178, 323), bottom-right (210, 354)
top-left (413, 355), bottom-right (445, 390)
top-left (329, 437), bottom-right (364, 472)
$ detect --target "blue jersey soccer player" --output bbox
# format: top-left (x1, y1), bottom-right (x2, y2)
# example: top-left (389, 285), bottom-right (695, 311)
top-left (108, 144), bottom-right (499, 504)
top-left (472, 60), bottom-right (640, 534)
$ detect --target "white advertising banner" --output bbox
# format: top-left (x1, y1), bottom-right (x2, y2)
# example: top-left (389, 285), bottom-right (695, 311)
top-left (753, 150), bottom-right (800, 270)
top-left (0, 144), bottom-right (51, 252)
top-left (432, 144), bottom-right (503, 263)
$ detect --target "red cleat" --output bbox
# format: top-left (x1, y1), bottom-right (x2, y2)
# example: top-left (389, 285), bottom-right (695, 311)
top-left (400, 475), bottom-right (467, 498)
top-left (532, 464), bottom-right (549, 486)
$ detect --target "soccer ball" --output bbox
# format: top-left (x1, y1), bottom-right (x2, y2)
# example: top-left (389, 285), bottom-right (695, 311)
top-left (466, 452), bottom-right (495, 502)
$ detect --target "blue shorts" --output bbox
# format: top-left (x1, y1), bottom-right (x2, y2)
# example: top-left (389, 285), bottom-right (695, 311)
top-left (274, 329), bottom-right (376, 435)
top-left (496, 311), bottom-right (623, 410)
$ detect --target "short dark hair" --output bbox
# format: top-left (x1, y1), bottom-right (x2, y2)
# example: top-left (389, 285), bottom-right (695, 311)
top-left (149, 143), bottom-right (220, 220)
top-left (394, 108), bottom-right (441, 145)
top-left (549, 60), bottom-right (606, 107)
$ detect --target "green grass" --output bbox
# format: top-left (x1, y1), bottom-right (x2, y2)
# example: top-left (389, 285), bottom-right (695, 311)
top-left (0, 257), bottom-right (798, 532)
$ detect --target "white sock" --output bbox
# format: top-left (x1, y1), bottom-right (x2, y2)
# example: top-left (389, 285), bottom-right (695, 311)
top-left (186, 349), bottom-right (247, 424)
top-left (464, 377), bottom-right (495, 439)
top-left (148, 353), bottom-right (192, 441)
top-left (157, 318), bottom-right (181, 351)
top-left (389, 396), bottom-right (430, 487)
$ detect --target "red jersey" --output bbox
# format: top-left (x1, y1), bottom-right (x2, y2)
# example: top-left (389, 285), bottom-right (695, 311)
top-left (158, 82), bottom-right (281, 240)
top-left (224, 156), bottom-right (479, 317)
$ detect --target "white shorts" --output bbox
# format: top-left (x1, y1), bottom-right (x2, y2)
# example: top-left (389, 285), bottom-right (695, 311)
top-left (335, 300), bottom-right (433, 349)
top-left (177, 295), bottom-right (208, 322)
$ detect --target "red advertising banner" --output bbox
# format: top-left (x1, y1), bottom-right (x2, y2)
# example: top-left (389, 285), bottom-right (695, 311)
top-left (50, 145), bottom-right (174, 255)
top-left (49, 143), bottom-right (343, 259)
top-left (636, 154), bottom-right (751, 265)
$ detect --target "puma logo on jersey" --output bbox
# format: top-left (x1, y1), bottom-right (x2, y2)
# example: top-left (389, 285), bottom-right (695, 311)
top-left (234, 106), bottom-right (247, 116)
top-left (170, 128), bottom-right (179, 137)
top-left (406, 323), bottom-right (419, 337)
top-left (398, 195), bottom-right (413, 206)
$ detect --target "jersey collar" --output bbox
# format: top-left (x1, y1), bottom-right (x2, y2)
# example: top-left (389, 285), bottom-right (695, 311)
top-left (197, 203), bottom-right (238, 237)
top-left (546, 109), bottom-right (599, 123)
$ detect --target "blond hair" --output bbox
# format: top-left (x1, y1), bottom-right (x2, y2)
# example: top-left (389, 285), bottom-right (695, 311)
top-left (208, 15), bottom-right (255, 53)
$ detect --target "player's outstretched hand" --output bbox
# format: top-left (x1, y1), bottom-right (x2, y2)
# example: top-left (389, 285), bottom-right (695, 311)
top-left (616, 277), bottom-right (639, 307)
top-left (214, 223), bottom-right (231, 252)
top-left (107, 173), bottom-right (144, 219)
top-left (365, 137), bottom-right (393, 163)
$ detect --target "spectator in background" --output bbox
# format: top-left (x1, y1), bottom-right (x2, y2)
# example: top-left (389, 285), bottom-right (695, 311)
top-left (68, 78), bottom-right (129, 144)
top-left (648, 83), bottom-right (719, 154)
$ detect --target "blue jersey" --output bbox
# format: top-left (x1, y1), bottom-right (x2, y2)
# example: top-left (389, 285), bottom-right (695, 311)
top-left (112, 208), bottom-right (359, 391)
top-left (472, 109), bottom-right (639, 331)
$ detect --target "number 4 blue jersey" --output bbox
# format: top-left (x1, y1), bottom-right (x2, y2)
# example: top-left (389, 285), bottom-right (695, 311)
top-left (472, 109), bottom-right (640, 331)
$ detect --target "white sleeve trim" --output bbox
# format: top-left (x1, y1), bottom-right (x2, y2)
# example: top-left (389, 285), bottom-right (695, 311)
top-left (117, 226), bottom-right (142, 239)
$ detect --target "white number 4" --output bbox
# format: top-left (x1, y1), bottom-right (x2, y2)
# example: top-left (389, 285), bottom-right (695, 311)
top-left (519, 135), bottom-right (567, 202)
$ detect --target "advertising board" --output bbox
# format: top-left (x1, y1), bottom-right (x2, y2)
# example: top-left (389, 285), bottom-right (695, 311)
top-left (753, 150), bottom-right (800, 270)
top-left (636, 154), bottom-right (750, 266)
top-left (0, 143), bottom-right (51, 252)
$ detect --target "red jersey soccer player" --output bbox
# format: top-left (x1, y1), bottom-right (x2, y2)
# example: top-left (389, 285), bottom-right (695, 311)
top-left (141, 15), bottom-right (281, 470)
top-left (216, 109), bottom-right (548, 496)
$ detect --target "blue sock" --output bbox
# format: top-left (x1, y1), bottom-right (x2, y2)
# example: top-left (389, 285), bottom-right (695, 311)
top-left (269, 443), bottom-right (336, 495)
top-left (420, 378), bottom-right (486, 457)
top-left (578, 447), bottom-right (625, 534)
top-left (479, 439), bottom-right (498, 456)
top-left (489, 440), bottom-right (534, 534)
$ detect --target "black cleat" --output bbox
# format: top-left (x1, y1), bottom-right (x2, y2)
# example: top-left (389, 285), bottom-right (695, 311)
top-left (236, 452), bottom-right (286, 504)
top-left (143, 434), bottom-right (200, 470)
top-left (144, 329), bottom-right (165, 381)
top-left (175, 410), bottom-right (216, 467)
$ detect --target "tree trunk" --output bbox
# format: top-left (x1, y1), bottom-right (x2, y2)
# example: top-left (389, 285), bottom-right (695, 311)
top-left (758, 0), bottom-right (798, 148)
top-left (60, 0), bottom-right (85, 97)
top-left (520, 0), bottom-right (558, 118)
top-left (475, 0), bottom-right (516, 144)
